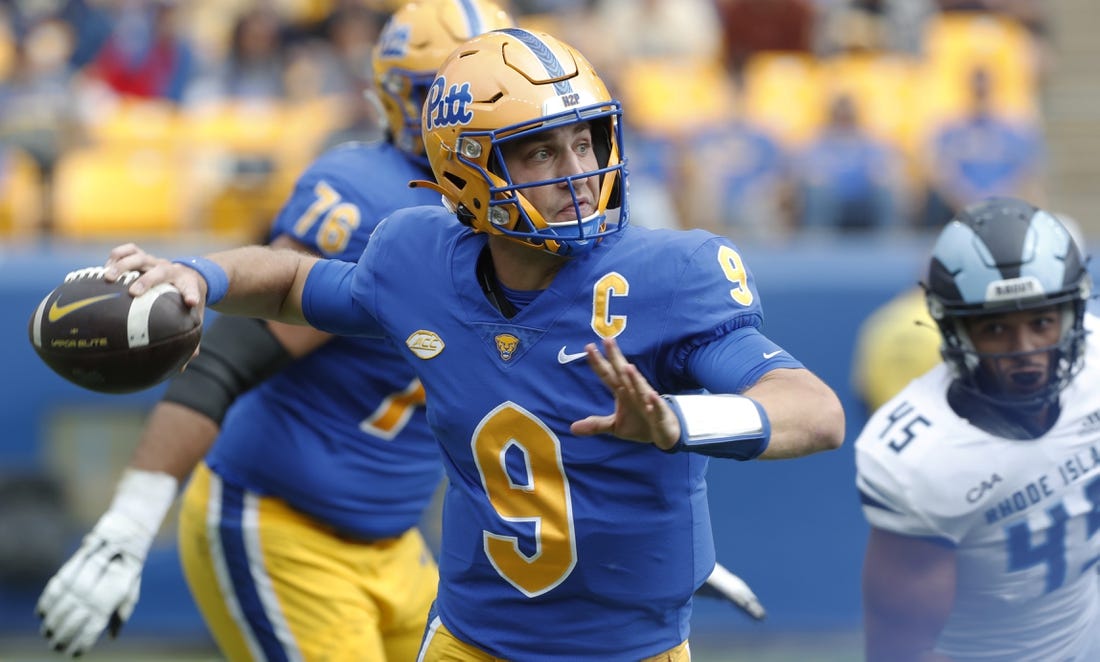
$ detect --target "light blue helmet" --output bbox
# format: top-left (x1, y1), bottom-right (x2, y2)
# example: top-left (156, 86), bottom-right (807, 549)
top-left (925, 197), bottom-right (1091, 408)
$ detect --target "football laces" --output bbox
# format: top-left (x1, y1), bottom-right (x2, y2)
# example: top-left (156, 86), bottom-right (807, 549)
top-left (63, 267), bottom-right (140, 285)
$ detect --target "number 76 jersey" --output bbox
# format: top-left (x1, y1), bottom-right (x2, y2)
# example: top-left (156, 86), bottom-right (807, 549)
top-left (855, 318), bottom-right (1100, 661)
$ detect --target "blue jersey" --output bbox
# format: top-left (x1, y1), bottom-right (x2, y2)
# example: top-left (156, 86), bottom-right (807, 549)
top-left (208, 141), bottom-right (444, 539)
top-left (302, 206), bottom-right (791, 660)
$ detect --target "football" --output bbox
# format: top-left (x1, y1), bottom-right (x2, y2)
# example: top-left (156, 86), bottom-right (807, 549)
top-left (28, 267), bottom-right (202, 394)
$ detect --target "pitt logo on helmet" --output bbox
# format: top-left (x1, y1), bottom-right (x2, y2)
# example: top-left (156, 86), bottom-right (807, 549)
top-left (425, 77), bottom-right (473, 129)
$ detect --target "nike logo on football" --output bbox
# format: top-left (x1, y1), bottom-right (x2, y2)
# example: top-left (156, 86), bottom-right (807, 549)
top-left (557, 346), bottom-right (588, 364)
top-left (762, 350), bottom-right (783, 359)
top-left (47, 294), bottom-right (121, 322)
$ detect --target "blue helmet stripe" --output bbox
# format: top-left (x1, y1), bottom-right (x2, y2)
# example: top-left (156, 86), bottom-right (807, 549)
top-left (497, 28), bottom-right (573, 96)
top-left (455, 0), bottom-right (484, 36)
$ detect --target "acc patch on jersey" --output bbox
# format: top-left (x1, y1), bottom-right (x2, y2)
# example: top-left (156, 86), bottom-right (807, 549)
top-left (407, 330), bottom-right (445, 359)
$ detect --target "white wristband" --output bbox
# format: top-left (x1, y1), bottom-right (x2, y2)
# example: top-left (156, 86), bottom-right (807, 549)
top-left (107, 468), bottom-right (179, 538)
top-left (662, 394), bottom-right (770, 460)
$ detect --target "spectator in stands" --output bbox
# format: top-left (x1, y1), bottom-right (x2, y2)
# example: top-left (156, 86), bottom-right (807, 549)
top-left (676, 118), bottom-right (793, 241)
top-left (82, 0), bottom-right (194, 103)
top-left (590, 0), bottom-right (720, 61)
top-left (793, 90), bottom-right (905, 232)
top-left (319, 4), bottom-right (384, 94)
top-left (2, 0), bottom-right (112, 71)
top-left (183, 6), bottom-right (288, 106)
top-left (0, 16), bottom-right (82, 229)
top-left (936, 0), bottom-right (1054, 79)
top-left (617, 125), bottom-right (682, 230)
top-left (816, 0), bottom-right (937, 56)
top-left (568, 0), bottom-right (720, 97)
top-left (921, 65), bottom-right (1045, 228)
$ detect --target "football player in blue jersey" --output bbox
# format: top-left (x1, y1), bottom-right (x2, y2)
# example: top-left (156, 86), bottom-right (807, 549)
top-left (857, 198), bottom-right (1100, 661)
top-left (34, 2), bottom-right (515, 660)
top-left (94, 28), bottom-right (844, 661)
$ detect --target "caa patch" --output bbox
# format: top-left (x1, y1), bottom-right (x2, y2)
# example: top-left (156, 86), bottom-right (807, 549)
top-left (495, 333), bottom-right (519, 361)
top-left (425, 77), bottom-right (473, 130)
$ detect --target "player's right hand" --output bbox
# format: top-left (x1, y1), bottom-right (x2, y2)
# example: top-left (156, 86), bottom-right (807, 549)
top-left (103, 243), bottom-right (208, 309)
top-left (36, 511), bottom-right (148, 657)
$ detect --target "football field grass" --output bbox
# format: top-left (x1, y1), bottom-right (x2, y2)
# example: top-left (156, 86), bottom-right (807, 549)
top-left (1, 630), bottom-right (863, 661)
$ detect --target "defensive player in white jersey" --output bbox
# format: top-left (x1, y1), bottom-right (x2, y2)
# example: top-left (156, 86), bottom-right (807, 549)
top-left (856, 197), bottom-right (1100, 661)
top-left (95, 29), bottom-right (844, 660)
top-left (34, 2), bottom-right (514, 660)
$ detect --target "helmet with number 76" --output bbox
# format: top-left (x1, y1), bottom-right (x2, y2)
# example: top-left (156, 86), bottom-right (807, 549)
top-left (371, 0), bottom-right (515, 165)
top-left (417, 28), bottom-right (628, 257)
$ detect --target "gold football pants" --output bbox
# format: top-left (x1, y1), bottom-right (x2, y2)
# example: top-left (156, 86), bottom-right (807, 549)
top-left (179, 462), bottom-right (438, 661)
top-left (416, 615), bottom-right (692, 661)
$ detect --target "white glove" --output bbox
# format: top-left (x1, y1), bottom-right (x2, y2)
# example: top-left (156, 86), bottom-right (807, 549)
top-left (695, 561), bottom-right (767, 621)
top-left (36, 469), bottom-right (177, 657)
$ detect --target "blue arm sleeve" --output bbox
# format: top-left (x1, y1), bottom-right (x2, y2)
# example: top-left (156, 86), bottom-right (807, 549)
top-left (686, 326), bottom-right (804, 395)
top-left (301, 259), bottom-right (385, 338)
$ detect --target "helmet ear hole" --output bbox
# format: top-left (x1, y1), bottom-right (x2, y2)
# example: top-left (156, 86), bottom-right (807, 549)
top-left (443, 171), bottom-right (466, 190)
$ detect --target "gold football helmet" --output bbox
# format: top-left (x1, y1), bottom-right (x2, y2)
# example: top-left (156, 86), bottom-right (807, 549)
top-left (419, 28), bottom-right (628, 257)
top-left (372, 0), bottom-right (514, 163)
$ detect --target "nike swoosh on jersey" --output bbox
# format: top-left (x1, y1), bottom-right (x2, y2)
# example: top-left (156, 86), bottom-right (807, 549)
top-left (762, 350), bottom-right (783, 359)
top-left (47, 293), bottom-right (121, 323)
top-left (557, 346), bottom-right (588, 364)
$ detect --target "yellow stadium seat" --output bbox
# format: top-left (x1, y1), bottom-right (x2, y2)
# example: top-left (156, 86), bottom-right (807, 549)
top-left (919, 12), bottom-right (1039, 125)
top-left (181, 98), bottom-right (340, 239)
top-left (52, 147), bottom-right (191, 238)
top-left (617, 57), bottom-right (737, 138)
top-left (0, 147), bottom-right (44, 236)
top-left (819, 53), bottom-right (923, 156)
top-left (740, 51), bottom-right (826, 146)
top-left (84, 98), bottom-right (183, 151)
top-left (182, 98), bottom-right (337, 167)
top-left (0, 14), bottom-right (14, 82)
top-left (182, 101), bottom-right (289, 155)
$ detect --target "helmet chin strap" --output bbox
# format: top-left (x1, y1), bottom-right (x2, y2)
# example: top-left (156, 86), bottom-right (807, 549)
top-left (536, 212), bottom-right (605, 256)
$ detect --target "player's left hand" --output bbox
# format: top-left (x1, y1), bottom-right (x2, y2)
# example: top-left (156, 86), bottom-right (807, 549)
top-left (36, 512), bottom-right (147, 657)
top-left (695, 562), bottom-right (767, 621)
top-left (570, 337), bottom-right (681, 449)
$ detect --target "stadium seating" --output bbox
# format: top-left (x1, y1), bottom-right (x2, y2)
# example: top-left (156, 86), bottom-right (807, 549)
top-left (83, 98), bottom-right (184, 152)
top-left (819, 53), bottom-right (922, 155)
top-left (0, 147), bottom-right (44, 236)
top-left (617, 56), bottom-right (738, 137)
top-left (739, 51), bottom-right (827, 147)
top-left (918, 11), bottom-right (1040, 127)
top-left (51, 145), bottom-right (190, 238)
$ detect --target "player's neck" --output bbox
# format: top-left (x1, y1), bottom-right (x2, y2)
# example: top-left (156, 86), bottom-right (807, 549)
top-left (487, 235), bottom-right (566, 291)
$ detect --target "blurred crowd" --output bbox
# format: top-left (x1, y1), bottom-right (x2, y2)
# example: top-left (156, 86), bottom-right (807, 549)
top-left (0, 0), bottom-right (1052, 243)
